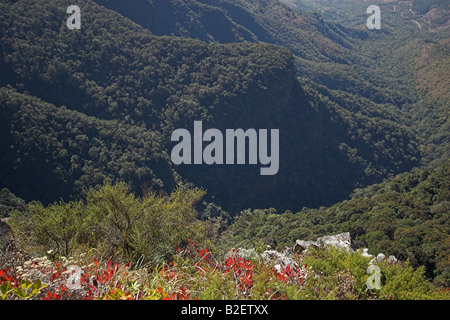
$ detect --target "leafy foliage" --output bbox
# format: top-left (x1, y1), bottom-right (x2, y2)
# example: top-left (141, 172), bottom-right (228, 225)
top-left (1, 240), bottom-right (448, 300)
top-left (0, 0), bottom-right (448, 300)
top-left (222, 160), bottom-right (450, 285)
top-left (0, 0), bottom-right (423, 213)
top-left (9, 182), bottom-right (206, 266)
top-left (0, 188), bottom-right (26, 219)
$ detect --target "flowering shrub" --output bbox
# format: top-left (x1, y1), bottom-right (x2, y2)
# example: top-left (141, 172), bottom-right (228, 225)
top-left (151, 241), bottom-right (308, 300)
top-left (1, 241), bottom-right (448, 300)
top-left (0, 253), bottom-right (132, 300)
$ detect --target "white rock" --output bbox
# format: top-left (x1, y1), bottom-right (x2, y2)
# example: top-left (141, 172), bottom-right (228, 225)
top-left (377, 253), bottom-right (386, 262)
top-left (360, 248), bottom-right (373, 258)
top-left (388, 255), bottom-right (398, 264)
top-left (262, 250), bottom-right (298, 270)
top-left (293, 240), bottom-right (316, 252)
top-left (294, 232), bottom-right (353, 253)
top-left (317, 232), bottom-right (353, 251)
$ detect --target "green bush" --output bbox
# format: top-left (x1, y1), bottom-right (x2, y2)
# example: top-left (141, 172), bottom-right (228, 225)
top-left (301, 247), bottom-right (450, 300)
top-left (9, 182), bottom-right (207, 266)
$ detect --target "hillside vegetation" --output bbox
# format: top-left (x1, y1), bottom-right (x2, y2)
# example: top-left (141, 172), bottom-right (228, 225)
top-left (222, 160), bottom-right (450, 286)
top-left (0, 0), bottom-right (422, 213)
top-left (2, 161), bottom-right (449, 300)
top-left (0, 0), bottom-right (448, 300)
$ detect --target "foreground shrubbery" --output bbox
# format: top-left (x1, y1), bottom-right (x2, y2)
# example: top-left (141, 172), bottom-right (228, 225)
top-left (1, 182), bottom-right (449, 300)
top-left (222, 161), bottom-right (450, 286)
top-left (7, 182), bottom-right (208, 267)
top-left (1, 240), bottom-right (448, 300)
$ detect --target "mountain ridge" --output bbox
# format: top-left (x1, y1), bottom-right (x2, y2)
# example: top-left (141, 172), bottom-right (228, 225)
top-left (0, 0), bottom-right (423, 213)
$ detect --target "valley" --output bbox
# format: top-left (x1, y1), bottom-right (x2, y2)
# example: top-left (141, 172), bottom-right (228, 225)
top-left (0, 0), bottom-right (448, 293)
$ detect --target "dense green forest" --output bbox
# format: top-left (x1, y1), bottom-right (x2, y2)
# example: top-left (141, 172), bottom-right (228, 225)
top-left (2, 160), bottom-right (449, 289)
top-left (222, 160), bottom-right (450, 285)
top-left (0, 0), bottom-right (448, 297)
top-left (0, 0), bottom-right (425, 213)
top-left (295, 0), bottom-right (449, 165)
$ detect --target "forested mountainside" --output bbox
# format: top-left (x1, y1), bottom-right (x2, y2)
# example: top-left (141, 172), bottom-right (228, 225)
top-left (95, 0), bottom-right (351, 63)
top-left (0, 0), bottom-right (448, 298)
top-left (95, 0), bottom-right (392, 103)
top-left (96, 0), bottom-right (449, 169)
top-left (0, 0), bottom-right (421, 213)
top-left (99, 0), bottom-right (448, 166)
top-left (222, 160), bottom-right (450, 285)
top-left (295, 0), bottom-right (449, 166)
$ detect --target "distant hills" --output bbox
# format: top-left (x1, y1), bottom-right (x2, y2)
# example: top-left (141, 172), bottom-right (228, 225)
top-left (0, 0), bottom-right (448, 286)
top-left (0, 0), bottom-right (426, 214)
top-left (222, 159), bottom-right (450, 285)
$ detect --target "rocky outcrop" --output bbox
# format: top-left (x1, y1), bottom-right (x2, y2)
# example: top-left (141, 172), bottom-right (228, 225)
top-left (369, 253), bottom-right (398, 265)
top-left (360, 248), bottom-right (373, 258)
top-left (229, 232), bottom-right (398, 273)
top-left (388, 255), bottom-right (398, 264)
top-left (293, 232), bottom-right (353, 253)
top-left (292, 232), bottom-right (398, 265)
top-left (261, 250), bottom-right (298, 272)
top-left (228, 248), bottom-right (259, 261)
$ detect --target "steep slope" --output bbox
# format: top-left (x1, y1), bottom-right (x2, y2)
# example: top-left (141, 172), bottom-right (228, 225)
top-left (0, 0), bottom-right (421, 213)
top-left (296, 0), bottom-right (450, 166)
top-left (94, 0), bottom-right (406, 112)
top-left (222, 160), bottom-right (450, 285)
top-left (0, 87), bottom-right (175, 203)
top-left (95, 0), bottom-right (349, 62)
top-left (94, 0), bottom-right (259, 43)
